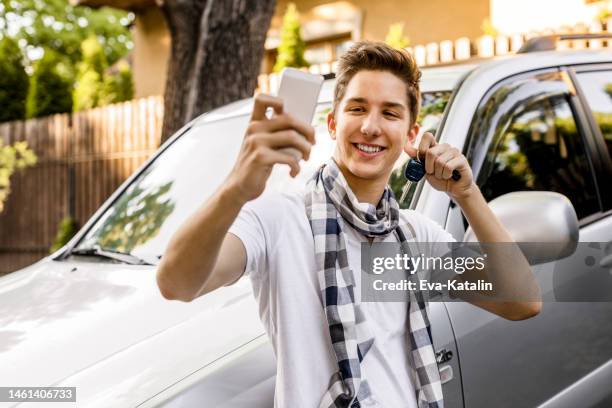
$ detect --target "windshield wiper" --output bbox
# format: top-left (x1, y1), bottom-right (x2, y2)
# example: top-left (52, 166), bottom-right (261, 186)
top-left (70, 246), bottom-right (155, 266)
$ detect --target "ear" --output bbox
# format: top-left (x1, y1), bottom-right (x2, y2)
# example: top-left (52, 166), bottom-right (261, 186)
top-left (403, 122), bottom-right (420, 155)
top-left (327, 111), bottom-right (337, 140)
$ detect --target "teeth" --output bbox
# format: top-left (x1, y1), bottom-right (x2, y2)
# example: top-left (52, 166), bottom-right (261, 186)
top-left (356, 144), bottom-right (383, 153)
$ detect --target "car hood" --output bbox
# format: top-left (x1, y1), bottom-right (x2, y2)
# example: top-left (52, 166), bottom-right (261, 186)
top-left (0, 258), bottom-right (264, 407)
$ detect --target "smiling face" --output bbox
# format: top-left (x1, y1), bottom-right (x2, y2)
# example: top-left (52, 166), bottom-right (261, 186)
top-left (328, 70), bottom-right (420, 186)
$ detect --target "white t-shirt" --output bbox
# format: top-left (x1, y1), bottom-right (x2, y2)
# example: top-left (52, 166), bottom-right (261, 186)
top-left (228, 190), bottom-right (455, 408)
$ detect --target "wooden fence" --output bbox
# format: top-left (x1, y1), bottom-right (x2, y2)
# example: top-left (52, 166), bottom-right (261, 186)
top-left (0, 96), bottom-right (163, 274)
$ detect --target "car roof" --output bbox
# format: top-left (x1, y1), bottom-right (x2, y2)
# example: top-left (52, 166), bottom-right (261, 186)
top-left (194, 48), bottom-right (611, 126)
top-left (465, 48), bottom-right (612, 83)
top-left (435, 48), bottom-right (612, 158)
top-left (194, 64), bottom-right (477, 126)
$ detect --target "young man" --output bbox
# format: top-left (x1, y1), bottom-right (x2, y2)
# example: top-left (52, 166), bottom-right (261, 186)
top-left (157, 42), bottom-right (541, 408)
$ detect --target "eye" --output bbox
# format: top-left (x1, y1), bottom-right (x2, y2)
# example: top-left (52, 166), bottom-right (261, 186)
top-left (348, 106), bottom-right (365, 113)
top-left (384, 110), bottom-right (399, 118)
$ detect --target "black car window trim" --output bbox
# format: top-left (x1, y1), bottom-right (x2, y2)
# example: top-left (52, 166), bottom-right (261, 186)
top-left (566, 64), bottom-right (612, 211)
top-left (462, 67), bottom-right (605, 226)
top-left (465, 68), bottom-right (567, 178)
top-left (560, 68), bottom-right (606, 215)
top-left (568, 65), bottom-right (612, 171)
top-left (69, 245), bottom-right (155, 265)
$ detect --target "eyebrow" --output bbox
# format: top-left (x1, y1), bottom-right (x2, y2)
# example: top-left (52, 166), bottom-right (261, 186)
top-left (345, 97), bottom-right (406, 110)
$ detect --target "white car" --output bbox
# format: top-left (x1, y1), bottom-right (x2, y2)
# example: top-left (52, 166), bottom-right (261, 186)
top-left (1, 36), bottom-right (612, 407)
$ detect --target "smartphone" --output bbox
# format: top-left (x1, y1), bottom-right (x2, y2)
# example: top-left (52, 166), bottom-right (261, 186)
top-left (275, 68), bottom-right (324, 160)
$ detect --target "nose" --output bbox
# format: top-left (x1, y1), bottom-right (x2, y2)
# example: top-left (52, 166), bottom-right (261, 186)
top-left (360, 111), bottom-right (382, 138)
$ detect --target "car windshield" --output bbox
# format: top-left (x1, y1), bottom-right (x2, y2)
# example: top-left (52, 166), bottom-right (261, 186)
top-left (72, 91), bottom-right (452, 263)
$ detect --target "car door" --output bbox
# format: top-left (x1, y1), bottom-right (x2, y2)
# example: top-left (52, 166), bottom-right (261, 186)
top-left (444, 68), bottom-right (612, 408)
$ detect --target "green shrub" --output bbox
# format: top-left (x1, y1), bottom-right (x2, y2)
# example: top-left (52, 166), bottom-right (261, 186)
top-left (481, 18), bottom-right (499, 37)
top-left (73, 36), bottom-right (108, 111)
top-left (74, 36), bottom-right (134, 110)
top-left (605, 83), bottom-right (612, 100)
top-left (273, 3), bottom-right (308, 73)
top-left (0, 37), bottom-right (29, 122)
top-left (26, 50), bottom-right (73, 118)
top-left (100, 60), bottom-right (134, 105)
top-left (0, 140), bottom-right (37, 212)
top-left (73, 69), bottom-right (104, 111)
top-left (384, 23), bottom-right (410, 50)
top-left (50, 216), bottom-right (79, 253)
top-left (597, 6), bottom-right (611, 24)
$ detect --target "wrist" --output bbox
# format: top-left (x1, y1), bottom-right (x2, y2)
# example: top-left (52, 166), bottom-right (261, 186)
top-left (218, 181), bottom-right (249, 210)
top-left (450, 183), bottom-right (481, 205)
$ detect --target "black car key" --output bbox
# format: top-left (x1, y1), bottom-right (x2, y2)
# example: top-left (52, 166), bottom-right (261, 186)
top-left (404, 156), bottom-right (461, 182)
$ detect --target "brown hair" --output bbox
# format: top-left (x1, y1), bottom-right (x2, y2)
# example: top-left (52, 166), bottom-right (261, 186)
top-left (332, 41), bottom-right (422, 126)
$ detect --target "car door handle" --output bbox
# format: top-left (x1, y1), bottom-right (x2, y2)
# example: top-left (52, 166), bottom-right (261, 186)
top-left (600, 254), bottom-right (612, 268)
top-left (439, 365), bottom-right (454, 384)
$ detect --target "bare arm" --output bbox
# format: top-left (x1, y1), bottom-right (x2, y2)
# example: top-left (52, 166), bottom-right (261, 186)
top-left (156, 94), bottom-right (315, 302)
top-left (452, 187), bottom-right (542, 320)
top-left (156, 186), bottom-right (248, 302)
top-left (407, 132), bottom-right (542, 320)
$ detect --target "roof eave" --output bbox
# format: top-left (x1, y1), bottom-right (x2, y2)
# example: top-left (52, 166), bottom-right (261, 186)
top-left (72, 0), bottom-right (156, 11)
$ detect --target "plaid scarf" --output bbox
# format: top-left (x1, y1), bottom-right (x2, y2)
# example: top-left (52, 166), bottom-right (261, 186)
top-left (304, 158), bottom-right (444, 408)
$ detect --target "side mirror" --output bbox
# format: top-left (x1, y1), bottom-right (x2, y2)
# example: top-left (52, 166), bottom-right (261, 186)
top-left (463, 191), bottom-right (579, 265)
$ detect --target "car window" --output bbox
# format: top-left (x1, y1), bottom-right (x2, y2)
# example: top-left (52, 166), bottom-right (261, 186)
top-left (574, 70), bottom-right (612, 162)
top-left (74, 115), bottom-right (247, 262)
top-left (479, 94), bottom-right (599, 220)
top-left (72, 105), bottom-right (334, 262)
top-left (72, 92), bottom-right (452, 261)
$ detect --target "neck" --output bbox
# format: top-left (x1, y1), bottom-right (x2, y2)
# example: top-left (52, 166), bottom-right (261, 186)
top-left (334, 160), bottom-right (389, 206)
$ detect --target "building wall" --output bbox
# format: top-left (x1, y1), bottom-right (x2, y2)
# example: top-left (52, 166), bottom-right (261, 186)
top-left (132, 7), bottom-right (170, 98)
top-left (274, 0), bottom-right (490, 46)
top-left (490, 0), bottom-right (601, 34)
top-left (126, 0), bottom-right (610, 97)
top-left (132, 0), bottom-right (492, 96)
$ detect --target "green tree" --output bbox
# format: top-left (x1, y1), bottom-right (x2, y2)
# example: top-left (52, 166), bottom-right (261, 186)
top-left (596, 5), bottom-right (611, 24)
top-left (73, 35), bottom-right (107, 111)
top-left (481, 17), bottom-right (499, 37)
top-left (88, 180), bottom-right (175, 253)
top-left (100, 60), bottom-right (134, 105)
top-left (273, 3), bottom-right (308, 73)
top-left (0, 140), bottom-right (37, 212)
top-left (0, 0), bottom-right (133, 67)
top-left (385, 23), bottom-right (410, 50)
top-left (158, 0), bottom-right (275, 142)
top-left (50, 216), bottom-right (79, 253)
top-left (605, 83), bottom-right (612, 100)
top-left (74, 36), bottom-right (134, 111)
top-left (0, 37), bottom-right (28, 122)
top-left (26, 50), bottom-right (73, 118)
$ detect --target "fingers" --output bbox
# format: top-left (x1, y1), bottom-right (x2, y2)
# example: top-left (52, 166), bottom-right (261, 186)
top-left (424, 143), bottom-right (444, 175)
top-left (405, 144), bottom-right (418, 159)
top-left (248, 113), bottom-right (316, 145)
top-left (435, 150), bottom-right (455, 179)
top-left (442, 157), bottom-right (465, 180)
top-left (422, 142), bottom-right (462, 179)
top-left (251, 94), bottom-right (283, 121)
top-left (258, 147), bottom-right (301, 177)
top-left (255, 131), bottom-right (312, 161)
top-left (418, 132), bottom-right (436, 162)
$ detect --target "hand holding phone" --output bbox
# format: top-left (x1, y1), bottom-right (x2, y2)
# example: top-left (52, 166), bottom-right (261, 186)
top-left (275, 68), bottom-right (323, 161)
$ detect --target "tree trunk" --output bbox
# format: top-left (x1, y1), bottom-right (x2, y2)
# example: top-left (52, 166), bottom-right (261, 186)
top-left (160, 0), bottom-right (276, 143)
